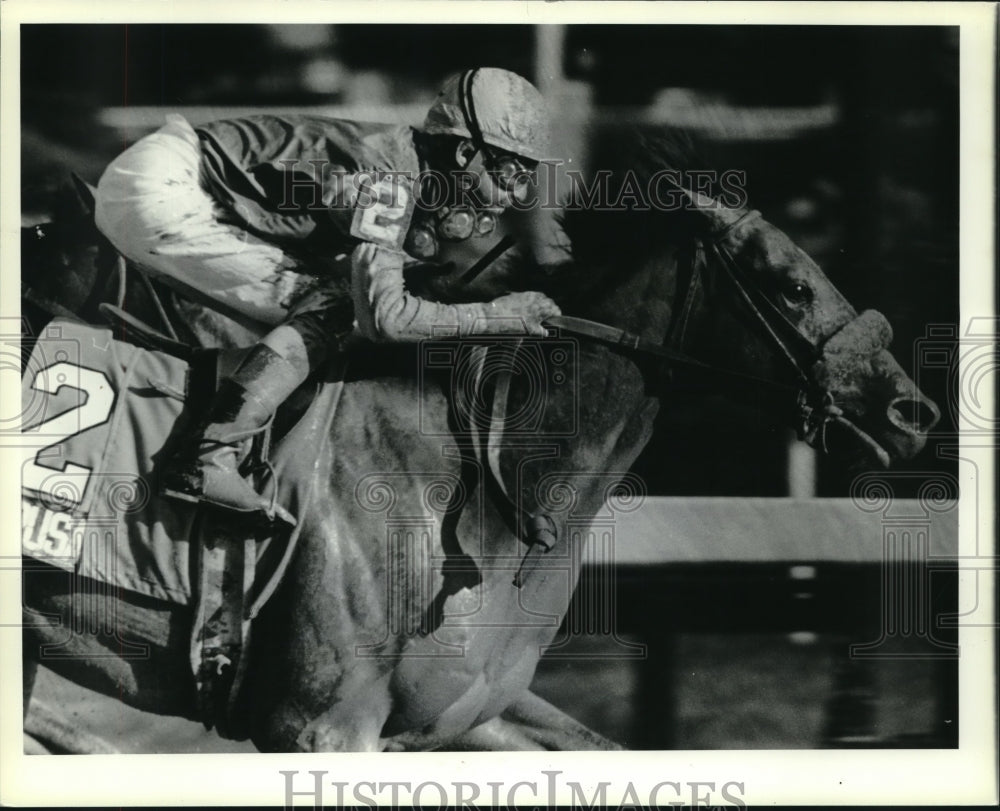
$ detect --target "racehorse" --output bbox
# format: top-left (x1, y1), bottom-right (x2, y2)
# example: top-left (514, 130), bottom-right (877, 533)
top-left (20, 133), bottom-right (940, 752)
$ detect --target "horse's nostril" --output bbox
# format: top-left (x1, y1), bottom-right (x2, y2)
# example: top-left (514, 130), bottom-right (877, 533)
top-left (888, 396), bottom-right (940, 434)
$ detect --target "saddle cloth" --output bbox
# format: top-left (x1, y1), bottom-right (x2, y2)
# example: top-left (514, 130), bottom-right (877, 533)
top-left (20, 318), bottom-right (337, 605)
top-left (21, 319), bottom-right (197, 602)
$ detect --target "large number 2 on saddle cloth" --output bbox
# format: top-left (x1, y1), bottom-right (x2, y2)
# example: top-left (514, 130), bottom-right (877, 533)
top-left (21, 319), bottom-right (199, 600)
top-left (21, 317), bottom-right (335, 600)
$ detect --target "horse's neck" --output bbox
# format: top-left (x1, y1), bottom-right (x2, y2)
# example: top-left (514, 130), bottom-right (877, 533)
top-left (570, 244), bottom-right (681, 343)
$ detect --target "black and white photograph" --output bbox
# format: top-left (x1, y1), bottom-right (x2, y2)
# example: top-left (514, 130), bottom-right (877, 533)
top-left (1, 1), bottom-right (996, 807)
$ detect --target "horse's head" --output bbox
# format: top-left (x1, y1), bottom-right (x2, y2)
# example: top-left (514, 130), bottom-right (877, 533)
top-left (671, 187), bottom-right (939, 467)
top-left (556, 128), bottom-right (940, 469)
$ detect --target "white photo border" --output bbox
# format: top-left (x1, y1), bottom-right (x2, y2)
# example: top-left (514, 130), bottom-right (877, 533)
top-left (1, 1), bottom-right (995, 806)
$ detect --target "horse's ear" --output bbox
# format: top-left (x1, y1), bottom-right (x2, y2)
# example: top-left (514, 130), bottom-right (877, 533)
top-left (675, 186), bottom-right (747, 236)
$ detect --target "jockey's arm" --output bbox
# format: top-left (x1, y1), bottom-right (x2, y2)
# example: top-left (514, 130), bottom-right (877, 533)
top-left (351, 243), bottom-right (555, 341)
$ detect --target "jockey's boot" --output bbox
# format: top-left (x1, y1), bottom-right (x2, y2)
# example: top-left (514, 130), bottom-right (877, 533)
top-left (161, 343), bottom-right (305, 527)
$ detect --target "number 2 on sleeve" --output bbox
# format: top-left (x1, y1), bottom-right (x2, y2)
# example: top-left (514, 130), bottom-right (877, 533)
top-left (351, 176), bottom-right (412, 250)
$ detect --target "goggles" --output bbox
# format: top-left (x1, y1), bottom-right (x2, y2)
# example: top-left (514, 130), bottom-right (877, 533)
top-left (483, 150), bottom-right (538, 192)
top-left (438, 206), bottom-right (498, 241)
top-left (404, 206), bottom-right (498, 260)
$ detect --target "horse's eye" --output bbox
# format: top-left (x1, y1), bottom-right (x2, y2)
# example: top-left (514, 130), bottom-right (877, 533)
top-left (781, 281), bottom-right (813, 307)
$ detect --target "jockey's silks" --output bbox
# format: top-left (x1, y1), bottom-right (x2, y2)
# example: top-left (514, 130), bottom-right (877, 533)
top-left (196, 115), bottom-right (426, 248)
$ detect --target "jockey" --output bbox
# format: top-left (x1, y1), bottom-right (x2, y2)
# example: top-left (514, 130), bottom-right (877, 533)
top-left (94, 67), bottom-right (562, 525)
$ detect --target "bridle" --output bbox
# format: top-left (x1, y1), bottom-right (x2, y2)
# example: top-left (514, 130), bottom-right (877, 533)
top-left (701, 210), bottom-right (818, 389)
top-left (546, 208), bottom-right (851, 452)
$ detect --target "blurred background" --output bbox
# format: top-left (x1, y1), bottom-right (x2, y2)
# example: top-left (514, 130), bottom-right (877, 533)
top-left (21, 24), bottom-right (960, 752)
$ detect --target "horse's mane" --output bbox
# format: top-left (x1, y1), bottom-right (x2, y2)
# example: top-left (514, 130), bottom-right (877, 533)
top-left (547, 127), bottom-right (725, 309)
top-left (563, 127), bottom-right (718, 262)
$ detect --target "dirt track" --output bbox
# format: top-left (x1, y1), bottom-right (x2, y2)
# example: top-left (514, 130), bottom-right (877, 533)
top-left (27, 632), bottom-right (940, 753)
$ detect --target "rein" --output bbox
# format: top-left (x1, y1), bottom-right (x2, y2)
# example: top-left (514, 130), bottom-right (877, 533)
top-left (544, 314), bottom-right (797, 394)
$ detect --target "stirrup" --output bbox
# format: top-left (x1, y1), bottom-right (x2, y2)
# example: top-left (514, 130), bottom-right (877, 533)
top-left (163, 484), bottom-right (298, 529)
top-left (161, 464), bottom-right (297, 529)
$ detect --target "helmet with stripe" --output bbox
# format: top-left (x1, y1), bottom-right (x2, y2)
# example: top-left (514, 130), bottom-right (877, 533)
top-left (422, 68), bottom-right (550, 162)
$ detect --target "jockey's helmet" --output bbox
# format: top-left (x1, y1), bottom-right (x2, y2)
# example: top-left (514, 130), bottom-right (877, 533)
top-left (422, 68), bottom-right (550, 163)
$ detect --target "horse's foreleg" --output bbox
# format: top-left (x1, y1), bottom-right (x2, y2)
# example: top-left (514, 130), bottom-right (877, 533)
top-left (293, 706), bottom-right (387, 753)
top-left (441, 714), bottom-right (549, 750)
top-left (385, 691), bottom-right (622, 752)
top-left (24, 699), bottom-right (120, 754)
top-left (23, 632), bottom-right (37, 720)
top-left (490, 690), bottom-right (622, 751)
top-left (24, 617), bottom-right (119, 754)
top-left (401, 691), bottom-right (622, 751)
top-left (268, 681), bottom-right (394, 753)
top-left (21, 637), bottom-right (45, 753)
